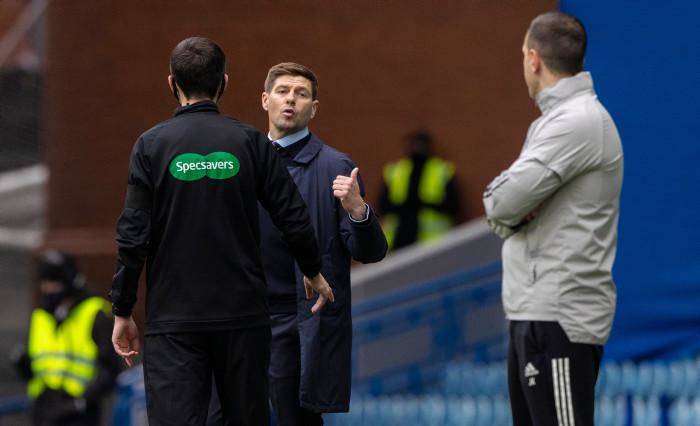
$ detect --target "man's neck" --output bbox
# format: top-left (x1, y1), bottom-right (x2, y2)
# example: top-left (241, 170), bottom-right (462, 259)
top-left (269, 127), bottom-right (308, 143)
top-left (179, 96), bottom-right (214, 107)
top-left (269, 128), bottom-right (293, 141)
top-left (533, 70), bottom-right (572, 97)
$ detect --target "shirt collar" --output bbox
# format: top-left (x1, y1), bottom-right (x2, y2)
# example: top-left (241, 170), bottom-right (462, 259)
top-left (268, 127), bottom-right (310, 148)
top-left (535, 71), bottom-right (595, 114)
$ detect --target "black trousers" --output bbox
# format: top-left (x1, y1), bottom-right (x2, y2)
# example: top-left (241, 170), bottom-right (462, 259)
top-left (206, 313), bottom-right (321, 426)
top-left (268, 312), bottom-right (323, 426)
top-left (143, 327), bottom-right (271, 426)
top-left (508, 321), bottom-right (603, 426)
top-left (32, 389), bottom-right (99, 426)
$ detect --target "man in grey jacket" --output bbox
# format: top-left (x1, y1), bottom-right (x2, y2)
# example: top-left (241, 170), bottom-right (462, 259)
top-left (483, 12), bottom-right (623, 426)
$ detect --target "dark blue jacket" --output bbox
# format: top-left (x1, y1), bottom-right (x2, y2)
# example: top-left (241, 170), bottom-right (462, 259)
top-left (281, 134), bottom-right (387, 412)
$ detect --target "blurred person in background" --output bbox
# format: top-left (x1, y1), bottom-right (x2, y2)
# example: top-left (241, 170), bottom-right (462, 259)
top-left (208, 62), bottom-right (387, 426)
top-left (378, 130), bottom-right (461, 250)
top-left (110, 39), bottom-right (333, 426)
top-left (483, 11), bottom-right (622, 426)
top-left (13, 250), bottom-right (121, 426)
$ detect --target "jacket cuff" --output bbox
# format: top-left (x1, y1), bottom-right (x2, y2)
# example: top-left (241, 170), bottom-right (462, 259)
top-left (111, 302), bottom-right (133, 318)
top-left (298, 256), bottom-right (322, 279)
top-left (348, 204), bottom-right (372, 225)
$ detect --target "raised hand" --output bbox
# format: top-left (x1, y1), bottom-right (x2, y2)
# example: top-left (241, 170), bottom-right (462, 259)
top-left (332, 167), bottom-right (366, 220)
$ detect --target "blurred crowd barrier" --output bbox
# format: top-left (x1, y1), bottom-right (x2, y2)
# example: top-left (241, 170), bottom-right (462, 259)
top-left (326, 357), bottom-right (700, 426)
top-left (100, 357), bottom-right (700, 426)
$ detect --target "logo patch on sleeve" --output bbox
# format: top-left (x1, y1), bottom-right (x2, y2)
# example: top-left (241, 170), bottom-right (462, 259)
top-left (169, 152), bottom-right (240, 181)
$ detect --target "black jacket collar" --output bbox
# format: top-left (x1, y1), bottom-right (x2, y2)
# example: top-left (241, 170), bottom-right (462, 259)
top-left (174, 100), bottom-right (220, 117)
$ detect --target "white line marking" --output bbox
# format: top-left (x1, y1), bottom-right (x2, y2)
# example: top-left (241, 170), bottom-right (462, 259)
top-left (558, 358), bottom-right (570, 426)
top-left (564, 357), bottom-right (575, 426)
top-left (552, 358), bottom-right (564, 426)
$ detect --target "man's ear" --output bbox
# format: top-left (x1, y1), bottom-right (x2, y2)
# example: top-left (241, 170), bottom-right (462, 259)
top-left (310, 100), bottom-right (319, 118)
top-left (168, 75), bottom-right (180, 102)
top-left (261, 92), bottom-right (269, 111)
top-left (529, 49), bottom-right (541, 74)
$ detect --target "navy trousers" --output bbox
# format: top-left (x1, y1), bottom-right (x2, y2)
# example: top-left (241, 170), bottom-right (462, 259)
top-left (268, 312), bottom-right (323, 426)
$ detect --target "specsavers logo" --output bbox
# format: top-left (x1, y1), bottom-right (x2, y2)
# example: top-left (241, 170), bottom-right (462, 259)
top-left (169, 152), bottom-right (240, 181)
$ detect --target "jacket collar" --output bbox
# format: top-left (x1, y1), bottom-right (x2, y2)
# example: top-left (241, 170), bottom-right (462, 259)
top-left (292, 133), bottom-right (323, 165)
top-left (174, 100), bottom-right (220, 117)
top-left (535, 71), bottom-right (594, 114)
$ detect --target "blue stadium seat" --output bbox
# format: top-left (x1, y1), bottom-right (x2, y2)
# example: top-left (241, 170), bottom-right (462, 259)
top-left (650, 362), bottom-right (669, 397)
top-left (475, 396), bottom-right (494, 426)
top-left (668, 397), bottom-right (693, 426)
top-left (445, 397), bottom-right (476, 426)
top-left (595, 395), bottom-right (627, 426)
top-left (599, 361), bottom-right (622, 397)
top-left (636, 362), bottom-right (654, 396)
top-left (632, 396), bottom-right (661, 426)
top-left (360, 397), bottom-right (380, 424)
top-left (443, 362), bottom-right (465, 396)
top-left (681, 359), bottom-right (698, 397)
top-left (491, 395), bottom-right (512, 426)
top-left (622, 362), bottom-right (639, 395)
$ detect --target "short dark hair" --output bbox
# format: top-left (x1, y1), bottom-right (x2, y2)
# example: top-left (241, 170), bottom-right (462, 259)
top-left (406, 130), bottom-right (433, 146)
top-left (170, 37), bottom-right (226, 99)
top-left (527, 12), bottom-right (587, 76)
top-left (264, 62), bottom-right (319, 100)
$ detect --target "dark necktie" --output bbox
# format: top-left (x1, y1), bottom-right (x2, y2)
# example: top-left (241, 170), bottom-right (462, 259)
top-left (271, 141), bottom-right (285, 154)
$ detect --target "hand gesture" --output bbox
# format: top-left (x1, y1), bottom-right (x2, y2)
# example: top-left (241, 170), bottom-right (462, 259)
top-left (112, 316), bottom-right (140, 367)
top-left (303, 273), bottom-right (335, 314)
top-left (333, 167), bottom-right (366, 220)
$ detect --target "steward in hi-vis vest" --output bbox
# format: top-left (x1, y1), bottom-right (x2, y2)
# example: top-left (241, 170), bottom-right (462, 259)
top-left (14, 250), bottom-right (121, 426)
top-left (378, 131), bottom-right (461, 250)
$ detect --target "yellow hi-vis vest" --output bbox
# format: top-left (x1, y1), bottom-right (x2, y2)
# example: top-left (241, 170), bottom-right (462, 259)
top-left (27, 296), bottom-right (111, 399)
top-left (382, 156), bottom-right (455, 249)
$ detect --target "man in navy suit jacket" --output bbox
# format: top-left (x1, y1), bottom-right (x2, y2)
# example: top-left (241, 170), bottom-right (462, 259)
top-left (260, 62), bottom-right (387, 425)
top-left (207, 62), bottom-right (387, 425)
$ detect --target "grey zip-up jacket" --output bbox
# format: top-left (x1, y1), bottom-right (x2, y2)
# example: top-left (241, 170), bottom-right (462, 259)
top-left (483, 72), bottom-right (623, 345)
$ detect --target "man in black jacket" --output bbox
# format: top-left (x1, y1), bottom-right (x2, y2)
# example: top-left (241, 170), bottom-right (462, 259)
top-left (109, 37), bottom-right (333, 426)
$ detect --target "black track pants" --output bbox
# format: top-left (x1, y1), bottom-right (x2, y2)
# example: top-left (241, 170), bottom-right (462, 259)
top-left (508, 321), bottom-right (603, 426)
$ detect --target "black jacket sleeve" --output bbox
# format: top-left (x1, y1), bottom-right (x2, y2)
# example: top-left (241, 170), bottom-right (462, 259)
top-left (337, 160), bottom-right (388, 263)
top-left (110, 137), bottom-right (153, 317)
top-left (83, 311), bottom-right (123, 404)
top-left (253, 130), bottom-right (322, 278)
